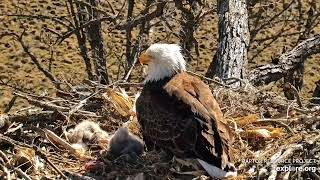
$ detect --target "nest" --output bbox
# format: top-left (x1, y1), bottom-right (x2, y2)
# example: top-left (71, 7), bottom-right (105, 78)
top-left (0, 80), bottom-right (319, 179)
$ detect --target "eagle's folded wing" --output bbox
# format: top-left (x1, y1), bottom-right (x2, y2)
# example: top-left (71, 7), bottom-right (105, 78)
top-left (164, 72), bottom-right (234, 169)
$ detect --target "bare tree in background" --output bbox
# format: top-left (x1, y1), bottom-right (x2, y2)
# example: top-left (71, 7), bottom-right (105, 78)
top-left (206, 0), bottom-right (250, 87)
top-left (174, 0), bottom-right (202, 61)
top-left (85, 0), bottom-right (109, 84)
top-left (123, 0), bottom-right (161, 81)
top-left (125, 0), bottom-right (135, 67)
top-left (75, 0), bottom-right (109, 84)
top-left (67, 0), bottom-right (95, 81)
top-left (283, 0), bottom-right (317, 99)
top-left (2, 0), bottom-right (319, 93)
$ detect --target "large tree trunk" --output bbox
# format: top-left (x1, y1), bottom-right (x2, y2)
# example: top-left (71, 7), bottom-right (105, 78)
top-left (206, 0), bottom-right (250, 87)
top-left (85, 0), bottom-right (109, 84)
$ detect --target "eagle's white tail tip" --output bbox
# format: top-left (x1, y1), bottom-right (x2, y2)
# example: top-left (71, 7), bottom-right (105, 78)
top-left (197, 159), bottom-right (237, 178)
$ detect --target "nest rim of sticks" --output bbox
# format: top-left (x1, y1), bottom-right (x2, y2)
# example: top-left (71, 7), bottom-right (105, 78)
top-left (0, 78), bottom-right (319, 180)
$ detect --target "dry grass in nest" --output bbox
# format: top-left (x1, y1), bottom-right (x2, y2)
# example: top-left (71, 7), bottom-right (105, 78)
top-left (0, 81), bottom-right (319, 179)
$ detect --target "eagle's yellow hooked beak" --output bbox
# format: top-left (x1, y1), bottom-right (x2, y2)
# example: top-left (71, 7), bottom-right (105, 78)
top-left (139, 53), bottom-right (152, 65)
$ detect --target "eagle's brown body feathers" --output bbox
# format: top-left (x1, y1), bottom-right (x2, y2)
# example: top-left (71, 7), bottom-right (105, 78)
top-left (136, 72), bottom-right (234, 169)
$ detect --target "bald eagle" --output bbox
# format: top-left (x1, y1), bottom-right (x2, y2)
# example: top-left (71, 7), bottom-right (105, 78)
top-left (136, 44), bottom-right (236, 178)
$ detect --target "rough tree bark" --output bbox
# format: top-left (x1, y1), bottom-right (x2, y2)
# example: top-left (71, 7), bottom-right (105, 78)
top-left (206, 0), bottom-right (250, 87)
top-left (85, 0), bottom-right (109, 84)
top-left (249, 36), bottom-right (320, 86)
top-left (283, 0), bottom-right (317, 100)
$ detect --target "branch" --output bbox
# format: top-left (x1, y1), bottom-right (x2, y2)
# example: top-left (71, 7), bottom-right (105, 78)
top-left (13, 92), bottom-right (100, 117)
top-left (123, 36), bottom-right (142, 81)
top-left (67, 89), bottom-right (102, 117)
top-left (4, 14), bottom-right (72, 28)
top-left (0, 111), bottom-right (56, 123)
top-left (14, 168), bottom-right (32, 180)
top-left (13, 92), bottom-right (69, 111)
top-left (114, 1), bottom-right (166, 30)
top-left (1, 31), bottom-right (61, 89)
top-left (289, 83), bottom-right (303, 108)
top-left (249, 35), bottom-right (320, 86)
top-left (0, 134), bottom-right (68, 179)
top-left (187, 71), bottom-right (231, 88)
top-left (65, 0), bottom-right (95, 81)
top-left (56, 16), bottom-right (115, 44)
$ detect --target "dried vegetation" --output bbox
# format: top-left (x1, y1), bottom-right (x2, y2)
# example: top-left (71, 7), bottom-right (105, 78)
top-left (0, 79), bottom-right (319, 179)
top-left (0, 0), bottom-right (319, 179)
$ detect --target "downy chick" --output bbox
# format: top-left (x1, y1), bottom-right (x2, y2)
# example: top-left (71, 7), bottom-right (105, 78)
top-left (66, 120), bottom-right (109, 149)
top-left (108, 127), bottom-right (144, 158)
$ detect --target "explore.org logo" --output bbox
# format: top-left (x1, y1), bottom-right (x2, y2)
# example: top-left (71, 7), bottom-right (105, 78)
top-left (241, 158), bottom-right (319, 173)
top-left (276, 166), bottom-right (318, 172)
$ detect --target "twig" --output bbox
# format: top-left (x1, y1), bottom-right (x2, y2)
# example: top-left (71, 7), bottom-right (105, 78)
top-left (72, 0), bottom-right (113, 17)
top-left (0, 110), bottom-right (101, 124)
top-left (37, 151), bottom-right (67, 179)
top-left (187, 71), bottom-right (230, 88)
top-left (286, 101), bottom-right (295, 118)
top-left (68, 89), bottom-right (102, 117)
top-left (222, 77), bottom-right (248, 87)
top-left (87, 80), bottom-right (143, 88)
top-left (0, 134), bottom-right (67, 179)
top-left (1, 31), bottom-right (61, 89)
top-left (265, 144), bottom-right (303, 180)
top-left (288, 83), bottom-right (303, 108)
top-left (13, 92), bottom-right (69, 111)
top-left (13, 92), bottom-right (100, 117)
top-left (66, 0), bottom-right (95, 80)
top-left (14, 168), bottom-right (32, 180)
top-left (4, 96), bottom-right (17, 113)
top-left (250, 0), bottom-right (295, 41)
top-left (310, 172), bottom-right (320, 180)
top-left (294, 106), bottom-right (320, 114)
top-left (0, 164), bottom-right (11, 180)
top-left (0, 150), bottom-right (9, 163)
top-left (123, 37), bottom-right (142, 81)
top-left (114, 1), bottom-right (167, 30)
top-left (30, 127), bottom-right (91, 160)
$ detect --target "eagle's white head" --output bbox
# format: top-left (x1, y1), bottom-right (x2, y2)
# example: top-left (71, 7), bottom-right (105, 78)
top-left (139, 43), bottom-right (186, 82)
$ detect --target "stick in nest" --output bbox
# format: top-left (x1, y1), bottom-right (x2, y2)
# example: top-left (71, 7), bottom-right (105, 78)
top-left (260, 144), bottom-right (303, 180)
top-left (14, 168), bottom-right (32, 180)
top-left (67, 89), bottom-right (103, 117)
top-left (0, 134), bottom-right (68, 179)
top-left (288, 83), bottom-right (303, 108)
top-left (187, 71), bottom-right (230, 88)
